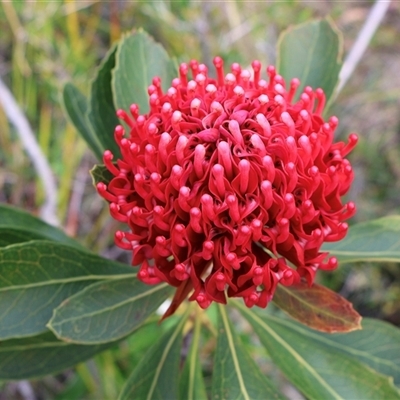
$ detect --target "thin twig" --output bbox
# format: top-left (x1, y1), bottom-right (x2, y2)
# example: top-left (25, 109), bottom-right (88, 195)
top-left (16, 381), bottom-right (35, 400)
top-left (4, 381), bottom-right (36, 400)
top-left (0, 77), bottom-right (59, 226)
top-left (336, 0), bottom-right (391, 95)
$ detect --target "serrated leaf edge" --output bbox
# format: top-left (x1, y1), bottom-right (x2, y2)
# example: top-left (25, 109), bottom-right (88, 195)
top-left (111, 30), bottom-right (149, 113)
top-left (276, 17), bottom-right (343, 109)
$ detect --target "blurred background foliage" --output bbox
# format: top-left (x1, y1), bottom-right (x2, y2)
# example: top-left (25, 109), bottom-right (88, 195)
top-left (0, 1), bottom-right (399, 399)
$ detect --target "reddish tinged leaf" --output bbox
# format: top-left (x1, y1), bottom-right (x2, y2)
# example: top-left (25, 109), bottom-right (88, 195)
top-left (273, 282), bottom-right (362, 333)
top-left (161, 280), bottom-right (193, 320)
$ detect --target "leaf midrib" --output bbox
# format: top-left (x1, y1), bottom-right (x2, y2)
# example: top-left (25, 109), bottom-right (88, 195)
top-left (277, 285), bottom-right (352, 325)
top-left (0, 341), bottom-right (71, 351)
top-left (0, 273), bottom-right (136, 292)
top-left (145, 308), bottom-right (188, 400)
top-left (328, 251), bottom-right (400, 258)
top-left (219, 305), bottom-right (251, 400)
top-left (188, 314), bottom-right (201, 400)
top-left (50, 282), bottom-right (167, 326)
top-left (236, 302), bottom-right (344, 400)
top-left (267, 315), bottom-right (400, 372)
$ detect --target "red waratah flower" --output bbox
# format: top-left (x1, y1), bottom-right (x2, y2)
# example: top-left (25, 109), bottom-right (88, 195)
top-left (97, 57), bottom-right (357, 318)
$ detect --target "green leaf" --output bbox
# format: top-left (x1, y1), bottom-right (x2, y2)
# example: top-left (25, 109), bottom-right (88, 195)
top-left (212, 305), bottom-right (285, 400)
top-left (323, 318), bottom-right (400, 387)
top-left (61, 83), bottom-right (103, 160)
top-left (0, 240), bottom-right (135, 340)
top-left (179, 313), bottom-right (207, 400)
top-left (323, 216), bottom-right (400, 264)
top-left (87, 44), bottom-right (120, 158)
top-left (236, 303), bottom-right (400, 400)
top-left (273, 282), bottom-right (362, 333)
top-left (112, 29), bottom-right (177, 115)
top-left (118, 313), bottom-right (187, 400)
top-left (277, 18), bottom-right (342, 103)
top-left (48, 278), bottom-right (172, 344)
top-left (0, 331), bottom-right (112, 380)
top-left (267, 316), bottom-right (400, 387)
top-left (90, 164), bottom-right (114, 188)
top-left (124, 320), bottom-right (164, 367)
top-left (0, 227), bottom-right (49, 247)
top-left (0, 203), bottom-right (82, 249)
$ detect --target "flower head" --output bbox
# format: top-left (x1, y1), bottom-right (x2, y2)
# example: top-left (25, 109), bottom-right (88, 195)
top-left (97, 57), bottom-right (357, 317)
